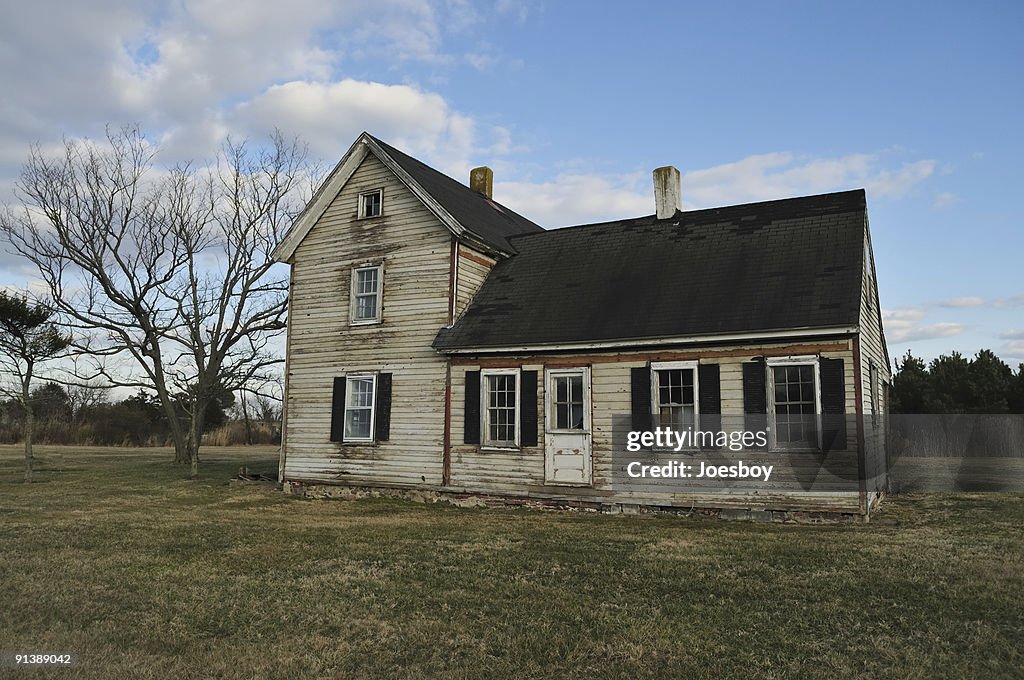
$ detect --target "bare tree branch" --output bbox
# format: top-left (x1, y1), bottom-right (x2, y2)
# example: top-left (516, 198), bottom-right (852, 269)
top-left (1, 125), bottom-right (307, 477)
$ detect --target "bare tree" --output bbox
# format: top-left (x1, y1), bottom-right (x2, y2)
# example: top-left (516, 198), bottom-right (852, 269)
top-left (0, 293), bottom-right (72, 482)
top-left (65, 380), bottom-right (110, 422)
top-left (1, 125), bottom-right (308, 477)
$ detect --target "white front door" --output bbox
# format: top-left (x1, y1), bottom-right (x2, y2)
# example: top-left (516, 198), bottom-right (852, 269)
top-left (544, 368), bottom-right (592, 486)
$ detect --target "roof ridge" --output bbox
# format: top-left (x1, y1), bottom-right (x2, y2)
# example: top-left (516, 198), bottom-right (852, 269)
top-left (509, 188), bottom-right (867, 240)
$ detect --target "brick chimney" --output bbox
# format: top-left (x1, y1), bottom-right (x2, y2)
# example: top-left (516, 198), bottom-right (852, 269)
top-left (470, 166), bottom-right (493, 199)
top-left (653, 166), bottom-right (681, 219)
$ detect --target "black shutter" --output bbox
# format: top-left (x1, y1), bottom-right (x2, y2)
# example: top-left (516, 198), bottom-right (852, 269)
top-left (520, 370), bottom-right (538, 447)
top-left (630, 367), bottom-right (652, 432)
top-left (820, 358), bottom-right (847, 451)
top-left (329, 377), bottom-right (346, 442)
top-left (743, 359), bottom-right (767, 449)
top-left (464, 370), bottom-right (481, 445)
top-left (374, 373), bottom-right (392, 441)
top-left (698, 363), bottom-right (721, 440)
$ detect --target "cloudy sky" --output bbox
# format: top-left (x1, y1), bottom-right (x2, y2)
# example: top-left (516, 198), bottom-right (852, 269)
top-left (1, 1), bottom-right (1021, 368)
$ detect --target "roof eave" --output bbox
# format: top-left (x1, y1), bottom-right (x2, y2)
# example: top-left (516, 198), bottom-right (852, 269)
top-left (434, 325), bottom-right (862, 355)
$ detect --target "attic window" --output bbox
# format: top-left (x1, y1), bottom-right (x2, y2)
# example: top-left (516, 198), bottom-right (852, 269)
top-left (358, 189), bottom-right (382, 218)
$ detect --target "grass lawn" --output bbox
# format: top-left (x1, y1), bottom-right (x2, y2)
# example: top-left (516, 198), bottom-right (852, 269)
top-left (1, 445), bottom-right (1022, 679)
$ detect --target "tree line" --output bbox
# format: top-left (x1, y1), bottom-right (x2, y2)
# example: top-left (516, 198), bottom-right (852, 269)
top-left (0, 382), bottom-right (280, 448)
top-left (890, 349), bottom-right (1024, 414)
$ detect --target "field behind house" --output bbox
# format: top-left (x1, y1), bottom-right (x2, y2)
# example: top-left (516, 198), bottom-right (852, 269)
top-left (1, 444), bottom-right (1022, 679)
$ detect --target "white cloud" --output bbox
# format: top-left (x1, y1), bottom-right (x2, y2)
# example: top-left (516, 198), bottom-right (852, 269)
top-left (1000, 340), bottom-right (1024, 357)
top-left (497, 173), bottom-right (650, 228)
top-left (939, 296), bottom-right (985, 308)
top-left (494, 149), bottom-right (939, 228)
top-left (882, 308), bottom-right (965, 343)
top-left (994, 294), bottom-right (1024, 308)
top-left (1000, 330), bottom-right (1024, 340)
top-left (933, 191), bottom-right (958, 209)
top-left (681, 152), bottom-right (935, 208)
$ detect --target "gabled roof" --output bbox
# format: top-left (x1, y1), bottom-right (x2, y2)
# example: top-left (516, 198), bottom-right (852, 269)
top-left (369, 136), bottom-right (543, 253)
top-left (273, 133), bottom-right (543, 262)
top-left (434, 190), bottom-right (867, 352)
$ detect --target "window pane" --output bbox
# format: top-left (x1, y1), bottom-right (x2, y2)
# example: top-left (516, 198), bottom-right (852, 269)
top-left (345, 408), bottom-right (371, 439)
top-left (570, 403), bottom-right (584, 429)
top-left (356, 294), bottom-right (377, 319)
top-left (556, 403), bottom-right (569, 429)
top-left (347, 378), bottom-right (374, 407)
top-left (357, 268), bottom-right (378, 294)
top-left (772, 365), bottom-right (817, 446)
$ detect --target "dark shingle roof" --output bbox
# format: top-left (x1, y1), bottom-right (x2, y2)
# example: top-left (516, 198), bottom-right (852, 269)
top-left (434, 190), bottom-right (866, 351)
top-left (371, 135), bottom-right (543, 253)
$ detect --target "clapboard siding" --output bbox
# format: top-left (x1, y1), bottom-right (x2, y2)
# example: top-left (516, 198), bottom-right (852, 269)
top-left (283, 153), bottom-right (450, 487)
top-left (455, 245), bottom-right (495, 319)
top-left (857, 223), bottom-right (890, 504)
top-left (447, 341), bottom-right (861, 511)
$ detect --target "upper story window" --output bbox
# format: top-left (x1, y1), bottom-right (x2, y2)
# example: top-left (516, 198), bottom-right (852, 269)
top-left (651, 361), bottom-right (698, 431)
top-left (358, 189), bottom-right (382, 218)
top-left (351, 264), bottom-right (382, 324)
top-left (767, 357), bottom-right (821, 449)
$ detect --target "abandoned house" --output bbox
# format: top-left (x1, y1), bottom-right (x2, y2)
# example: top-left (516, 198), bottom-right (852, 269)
top-left (271, 132), bottom-right (890, 518)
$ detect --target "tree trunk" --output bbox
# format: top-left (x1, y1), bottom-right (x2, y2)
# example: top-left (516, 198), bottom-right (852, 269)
top-left (23, 405), bottom-right (34, 483)
top-left (174, 443), bottom-right (191, 465)
top-left (188, 420), bottom-right (202, 479)
top-left (241, 391), bottom-right (253, 445)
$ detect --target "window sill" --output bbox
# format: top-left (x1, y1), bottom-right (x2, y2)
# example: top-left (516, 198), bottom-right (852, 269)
top-left (480, 445), bottom-right (520, 452)
top-left (355, 214), bottom-right (383, 221)
top-left (349, 319), bottom-right (382, 327)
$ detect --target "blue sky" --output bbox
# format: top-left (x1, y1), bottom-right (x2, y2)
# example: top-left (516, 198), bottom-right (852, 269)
top-left (1, 1), bottom-right (1021, 368)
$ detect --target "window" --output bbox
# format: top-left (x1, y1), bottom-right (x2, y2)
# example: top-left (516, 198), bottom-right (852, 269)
top-left (351, 265), bottom-right (382, 324)
top-left (551, 372), bottom-right (585, 430)
top-left (358, 189), bottom-right (382, 218)
top-left (651, 361), bottom-right (698, 431)
top-left (767, 357), bottom-right (821, 449)
top-left (343, 375), bottom-right (376, 442)
top-left (481, 369), bottom-right (518, 447)
top-left (869, 361), bottom-right (879, 424)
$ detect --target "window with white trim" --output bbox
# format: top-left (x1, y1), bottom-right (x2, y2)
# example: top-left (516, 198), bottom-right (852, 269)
top-left (482, 369), bottom-right (518, 447)
top-left (351, 265), bottom-right (382, 324)
top-left (550, 371), bottom-right (585, 430)
top-left (358, 189), bottom-right (382, 218)
top-left (768, 357), bottom-right (821, 449)
top-left (344, 374), bottom-right (376, 442)
top-left (651, 361), bottom-right (698, 431)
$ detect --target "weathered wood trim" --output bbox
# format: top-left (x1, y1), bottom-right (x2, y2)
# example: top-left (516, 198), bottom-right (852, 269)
top-left (447, 239), bottom-right (457, 326)
top-left (278, 266), bottom-right (295, 483)
top-left (441, 327), bottom-right (859, 355)
top-left (452, 341), bottom-right (853, 367)
top-left (459, 249), bottom-right (496, 268)
top-left (853, 336), bottom-right (867, 514)
top-left (443, 359), bottom-right (452, 486)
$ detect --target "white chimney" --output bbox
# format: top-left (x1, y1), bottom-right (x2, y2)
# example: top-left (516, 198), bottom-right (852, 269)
top-left (653, 166), bottom-right (681, 219)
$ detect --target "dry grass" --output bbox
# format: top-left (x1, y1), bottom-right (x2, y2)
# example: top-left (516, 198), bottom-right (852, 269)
top-left (1, 444), bottom-right (1022, 679)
